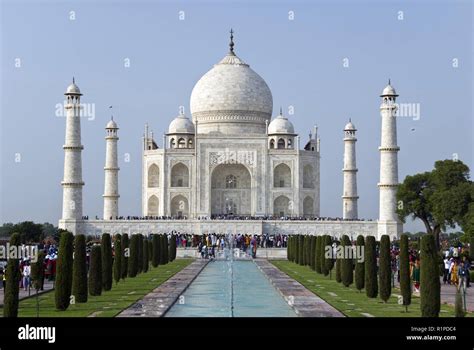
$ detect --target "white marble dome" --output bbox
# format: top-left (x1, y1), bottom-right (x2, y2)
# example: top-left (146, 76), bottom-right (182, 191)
top-left (106, 119), bottom-right (118, 129)
top-left (190, 51), bottom-right (273, 134)
top-left (344, 120), bottom-right (356, 130)
top-left (381, 83), bottom-right (397, 96)
top-left (168, 113), bottom-right (195, 134)
top-left (65, 81), bottom-right (81, 95)
top-left (268, 113), bottom-right (295, 134)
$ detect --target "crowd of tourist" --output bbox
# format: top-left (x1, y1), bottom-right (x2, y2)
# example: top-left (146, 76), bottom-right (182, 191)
top-left (80, 214), bottom-right (374, 221)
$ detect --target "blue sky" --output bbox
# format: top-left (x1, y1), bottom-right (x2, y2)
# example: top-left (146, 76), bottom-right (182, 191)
top-left (0, 0), bottom-right (472, 232)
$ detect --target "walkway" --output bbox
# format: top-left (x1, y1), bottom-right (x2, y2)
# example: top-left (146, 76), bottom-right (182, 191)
top-left (117, 259), bottom-right (208, 317)
top-left (255, 260), bottom-right (344, 317)
top-left (0, 280), bottom-right (54, 306)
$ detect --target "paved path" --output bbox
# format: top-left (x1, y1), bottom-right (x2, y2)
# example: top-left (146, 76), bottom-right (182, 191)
top-left (0, 281), bottom-right (54, 306)
top-left (254, 260), bottom-right (344, 317)
top-left (117, 260), bottom-right (208, 317)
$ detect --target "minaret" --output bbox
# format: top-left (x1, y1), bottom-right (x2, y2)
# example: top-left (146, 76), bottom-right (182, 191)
top-left (378, 80), bottom-right (401, 236)
top-left (103, 117), bottom-right (120, 220)
top-left (342, 119), bottom-right (358, 219)
top-left (61, 78), bottom-right (84, 225)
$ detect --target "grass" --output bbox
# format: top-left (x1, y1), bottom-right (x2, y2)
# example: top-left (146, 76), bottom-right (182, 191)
top-left (6, 259), bottom-right (193, 317)
top-left (272, 260), bottom-right (472, 318)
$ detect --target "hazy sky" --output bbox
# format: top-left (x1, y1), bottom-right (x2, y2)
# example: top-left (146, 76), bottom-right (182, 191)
top-left (1, 0), bottom-right (472, 232)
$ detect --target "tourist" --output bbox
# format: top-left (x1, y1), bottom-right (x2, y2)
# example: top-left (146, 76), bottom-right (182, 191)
top-left (443, 256), bottom-right (450, 284)
top-left (450, 260), bottom-right (459, 286)
top-left (411, 259), bottom-right (420, 293)
top-left (22, 260), bottom-right (31, 292)
top-left (458, 261), bottom-right (468, 290)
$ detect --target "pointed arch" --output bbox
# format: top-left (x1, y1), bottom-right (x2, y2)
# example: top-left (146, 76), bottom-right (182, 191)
top-left (147, 164), bottom-right (160, 187)
top-left (274, 195), bottom-right (290, 217)
top-left (274, 163), bottom-right (291, 188)
top-left (171, 163), bottom-right (189, 187)
top-left (303, 196), bottom-right (314, 217)
top-left (148, 195), bottom-right (159, 216)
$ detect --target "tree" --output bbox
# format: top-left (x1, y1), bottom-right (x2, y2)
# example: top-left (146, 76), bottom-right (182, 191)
top-left (397, 160), bottom-right (472, 248)
top-left (420, 234), bottom-right (440, 317)
top-left (470, 234), bottom-right (474, 261)
top-left (8, 221), bottom-right (43, 243)
top-left (113, 234), bottom-right (122, 284)
top-left (72, 234), bottom-right (88, 303)
top-left (152, 234), bottom-right (160, 268)
top-left (309, 236), bottom-right (316, 270)
top-left (128, 234), bottom-right (139, 277)
top-left (162, 234), bottom-right (169, 263)
top-left (365, 236), bottom-right (378, 298)
top-left (142, 237), bottom-right (149, 273)
top-left (340, 235), bottom-right (353, 287)
top-left (55, 231), bottom-right (74, 310)
top-left (354, 235), bottom-right (365, 292)
top-left (101, 233), bottom-right (113, 291)
top-left (148, 239), bottom-right (153, 262)
top-left (335, 255), bottom-right (342, 283)
top-left (315, 236), bottom-right (322, 273)
top-left (324, 235), bottom-right (334, 278)
top-left (379, 235), bottom-right (391, 302)
top-left (88, 245), bottom-right (102, 296)
top-left (399, 234), bottom-right (411, 312)
top-left (169, 234), bottom-right (177, 262)
top-left (295, 235), bottom-right (300, 264)
top-left (137, 234), bottom-right (144, 274)
top-left (455, 289), bottom-right (465, 317)
top-left (320, 235), bottom-right (328, 276)
top-left (31, 251), bottom-right (45, 292)
top-left (3, 233), bottom-right (21, 317)
top-left (298, 235), bottom-right (304, 265)
top-left (121, 234), bottom-right (129, 279)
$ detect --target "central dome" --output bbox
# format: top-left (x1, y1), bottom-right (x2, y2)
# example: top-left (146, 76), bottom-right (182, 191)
top-left (190, 39), bottom-right (273, 135)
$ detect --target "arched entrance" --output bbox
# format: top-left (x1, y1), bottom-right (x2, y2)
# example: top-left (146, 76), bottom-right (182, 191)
top-left (211, 164), bottom-right (251, 216)
top-left (171, 195), bottom-right (189, 218)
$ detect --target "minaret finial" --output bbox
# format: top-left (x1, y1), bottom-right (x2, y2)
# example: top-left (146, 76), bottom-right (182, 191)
top-left (279, 106), bottom-right (282, 115)
top-left (229, 28), bottom-right (235, 54)
top-left (73, 76), bottom-right (75, 84)
top-left (388, 78), bottom-right (391, 85)
top-left (349, 117), bottom-right (351, 122)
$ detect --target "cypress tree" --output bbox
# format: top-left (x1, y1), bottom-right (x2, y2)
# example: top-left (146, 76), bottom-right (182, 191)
top-left (335, 255), bottom-right (342, 283)
top-left (169, 234), bottom-right (177, 262)
top-left (88, 245), bottom-right (102, 296)
top-left (324, 235), bottom-right (334, 278)
top-left (379, 235), bottom-right (391, 302)
top-left (315, 236), bottom-right (322, 273)
top-left (309, 236), bottom-right (316, 270)
top-left (163, 234), bottom-right (169, 263)
top-left (354, 235), bottom-right (365, 292)
top-left (142, 237), bottom-right (149, 273)
top-left (365, 236), bottom-right (378, 298)
top-left (31, 251), bottom-right (45, 291)
top-left (3, 233), bottom-right (21, 317)
top-left (302, 236), bottom-right (308, 265)
top-left (148, 240), bottom-right (153, 262)
top-left (420, 234), bottom-right (440, 317)
top-left (399, 234), bottom-right (411, 311)
top-left (152, 234), bottom-right (160, 267)
top-left (341, 235), bottom-right (353, 287)
top-left (101, 233), bottom-right (113, 291)
top-left (72, 234), bottom-right (88, 303)
top-left (298, 235), bottom-right (304, 265)
top-left (55, 230), bottom-right (74, 310)
top-left (128, 234), bottom-right (139, 277)
top-left (295, 235), bottom-right (300, 264)
top-left (137, 234), bottom-right (144, 274)
top-left (113, 234), bottom-right (122, 284)
top-left (470, 235), bottom-right (474, 261)
top-left (320, 235), bottom-right (328, 276)
top-left (121, 233), bottom-right (129, 279)
top-left (287, 236), bottom-right (292, 261)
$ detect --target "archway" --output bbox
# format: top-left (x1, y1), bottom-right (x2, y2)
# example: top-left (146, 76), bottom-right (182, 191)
top-left (211, 164), bottom-right (251, 216)
top-left (171, 163), bottom-right (189, 187)
top-left (274, 195), bottom-right (290, 217)
top-left (303, 196), bottom-right (314, 217)
top-left (148, 195), bottom-right (159, 216)
top-left (170, 195), bottom-right (189, 218)
top-left (148, 164), bottom-right (159, 187)
top-left (274, 163), bottom-right (291, 188)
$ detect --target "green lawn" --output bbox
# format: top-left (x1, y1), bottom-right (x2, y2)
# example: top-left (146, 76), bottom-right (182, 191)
top-left (7, 259), bottom-right (193, 317)
top-left (272, 260), bottom-right (472, 318)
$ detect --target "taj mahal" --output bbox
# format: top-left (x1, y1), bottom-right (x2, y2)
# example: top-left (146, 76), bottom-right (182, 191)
top-left (59, 32), bottom-right (402, 239)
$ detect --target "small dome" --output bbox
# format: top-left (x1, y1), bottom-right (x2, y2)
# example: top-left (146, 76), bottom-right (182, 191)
top-left (168, 114), bottom-right (195, 134)
top-left (106, 119), bottom-right (118, 129)
top-left (268, 112), bottom-right (295, 135)
top-left (344, 120), bottom-right (356, 130)
top-left (65, 80), bottom-right (82, 95)
top-left (380, 83), bottom-right (398, 97)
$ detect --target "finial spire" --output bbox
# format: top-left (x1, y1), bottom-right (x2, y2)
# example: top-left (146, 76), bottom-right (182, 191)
top-left (72, 76), bottom-right (75, 84)
top-left (349, 117), bottom-right (351, 122)
top-left (279, 106), bottom-right (282, 115)
top-left (229, 28), bottom-right (235, 54)
top-left (388, 78), bottom-right (391, 85)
